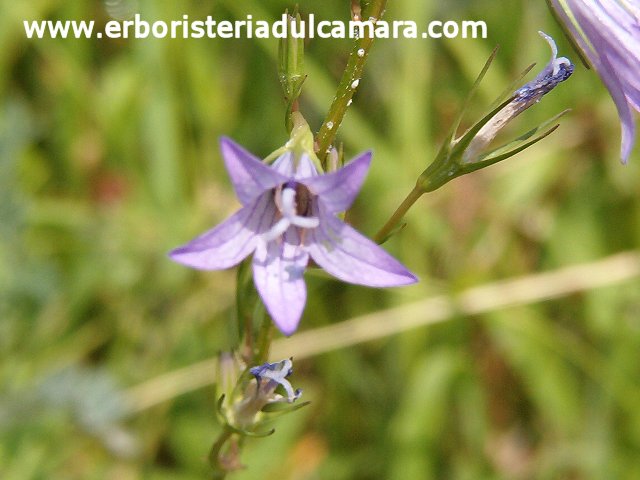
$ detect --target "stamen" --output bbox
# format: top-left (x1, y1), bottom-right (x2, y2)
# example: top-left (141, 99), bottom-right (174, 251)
top-left (292, 216), bottom-right (320, 229)
top-left (262, 218), bottom-right (290, 242)
top-left (250, 358), bottom-right (301, 402)
top-left (262, 184), bottom-right (319, 242)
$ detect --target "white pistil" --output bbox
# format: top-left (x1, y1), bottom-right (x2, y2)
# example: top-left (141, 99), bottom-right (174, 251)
top-left (263, 186), bottom-right (319, 242)
top-left (539, 30), bottom-right (570, 76)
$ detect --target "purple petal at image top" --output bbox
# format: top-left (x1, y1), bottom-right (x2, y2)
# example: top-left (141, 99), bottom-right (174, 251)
top-left (169, 137), bottom-right (417, 336)
top-left (548, 0), bottom-right (640, 162)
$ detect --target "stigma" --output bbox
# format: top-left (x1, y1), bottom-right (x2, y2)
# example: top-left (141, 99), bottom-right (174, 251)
top-left (262, 182), bottom-right (320, 242)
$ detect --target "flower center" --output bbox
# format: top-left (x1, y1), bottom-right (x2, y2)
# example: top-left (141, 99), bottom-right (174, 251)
top-left (262, 181), bottom-right (319, 242)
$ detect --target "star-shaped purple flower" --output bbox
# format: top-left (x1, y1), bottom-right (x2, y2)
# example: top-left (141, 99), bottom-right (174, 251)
top-left (170, 138), bottom-right (417, 335)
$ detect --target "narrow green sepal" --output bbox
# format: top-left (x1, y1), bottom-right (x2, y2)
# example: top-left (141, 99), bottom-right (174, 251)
top-left (464, 124), bottom-right (560, 174)
top-left (419, 108), bottom-right (567, 192)
top-left (227, 423), bottom-right (277, 438)
top-left (377, 222), bottom-right (407, 245)
top-left (488, 62), bottom-right (535, 111)
top-left (449, 45), bottom-right (500, 140)
top-left (470, 109), bottom-right (570, 168)
top-left (450, 94), bottom-right (515, 159)
top-left (261, 400), bottom-right (311, 413)
top-left (247, 428), bottom-right (276, 438)
top-left (417, 95), bottom-right (515, 193)
top-left (417, 158), bottom-right (458, 193)
top-left (215, 394), bottom-right (230, 425)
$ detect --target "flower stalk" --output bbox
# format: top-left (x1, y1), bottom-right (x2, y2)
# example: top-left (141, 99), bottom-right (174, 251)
top-left (373, 185), bottom-right (422, 244)
top-left (315, 0), bottom-right (389, 165)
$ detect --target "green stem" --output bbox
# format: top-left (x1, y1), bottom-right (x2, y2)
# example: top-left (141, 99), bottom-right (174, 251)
top-left (315, 0), bottom-right (389, 165)
top-left (373, 184), bottom-right (424, 243)
top-left (254, 315), bottom-right (274, 365)
top-left (209, 425), bottom-right (233, 478)
top-left (236, 259), bottom-right (255, 363)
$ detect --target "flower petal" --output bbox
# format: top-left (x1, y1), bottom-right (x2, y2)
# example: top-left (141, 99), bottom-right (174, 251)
top-left (570, 1), bottom-right (639, 162)
top-left (169, 193), bottom-right (276, 270)
top-left (252, 229), bottom-right (309, 336)
top-left (595, 52), bottom-right (637, 163)
top-left (552, 0), bottom-right (640, 162)
top-left (220, 137), bottom-right (288, 205)
top-left (307, 204), bottom-right (417, 287)
top-left (271, 151), bottom-right (319, 179)
top-left (303, 151), bottom-right (372, 214)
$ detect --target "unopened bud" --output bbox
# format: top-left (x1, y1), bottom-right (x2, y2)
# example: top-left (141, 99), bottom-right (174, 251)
top-left (418, 32), bottom-right (572, 193)
top-left (278, 10), bottom-right (307, 132)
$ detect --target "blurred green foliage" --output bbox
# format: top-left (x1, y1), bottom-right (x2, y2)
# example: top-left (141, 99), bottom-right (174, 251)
top-left (2, 0), bottom-right (640, 478)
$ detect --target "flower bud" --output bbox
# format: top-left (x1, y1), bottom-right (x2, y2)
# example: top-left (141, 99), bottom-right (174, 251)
top-left (278, 9), bottom-right (307, 132)
top-left (418, 32), bottom-right (573, 193)
top-left (462, 32), bottom-right (573, 164)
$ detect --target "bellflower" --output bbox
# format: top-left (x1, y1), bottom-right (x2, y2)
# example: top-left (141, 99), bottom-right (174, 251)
top-left (170, 123), bottom-right (417, 335)
top-left (547, 0), bottom-right (640, 162)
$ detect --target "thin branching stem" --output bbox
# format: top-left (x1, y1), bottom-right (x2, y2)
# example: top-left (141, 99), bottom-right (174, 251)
top-left (209, 426), bottom-right (233, 479)
top-left (315, 0), bottom-right (388, 165)
top-left (373, 185), bottom-right (423, 243)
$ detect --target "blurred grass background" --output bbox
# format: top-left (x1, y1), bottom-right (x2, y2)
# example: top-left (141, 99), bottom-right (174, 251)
top-left (2, 0), bottom-right (640, 478)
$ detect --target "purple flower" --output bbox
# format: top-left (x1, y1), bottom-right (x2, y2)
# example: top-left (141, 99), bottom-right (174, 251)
top-left (548, 0), bottom-right (640, 162)
top-left (249, 358), bottom-right (301, 403)
top-left (170, 137), bottom-right (417, 335)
